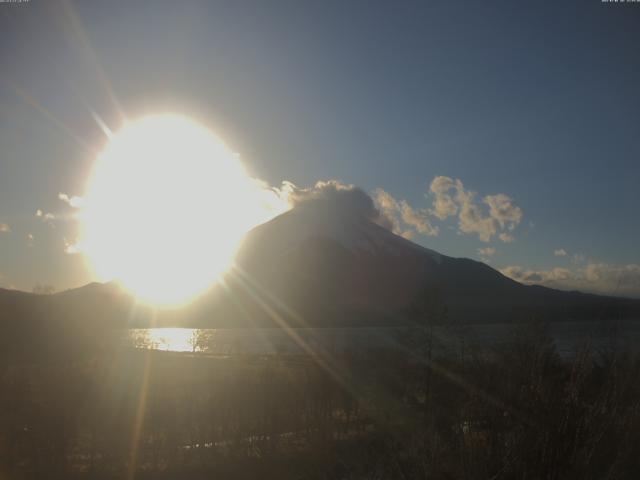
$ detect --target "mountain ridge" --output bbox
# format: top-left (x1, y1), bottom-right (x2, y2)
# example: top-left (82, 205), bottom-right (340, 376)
top-left (1, 205), bottom-right (639, 330)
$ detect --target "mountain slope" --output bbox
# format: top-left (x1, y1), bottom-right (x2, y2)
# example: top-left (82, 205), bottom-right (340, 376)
top-left (228, 204), bottom-right (639, 326)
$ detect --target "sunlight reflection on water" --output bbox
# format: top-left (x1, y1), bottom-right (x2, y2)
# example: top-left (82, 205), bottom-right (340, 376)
top-left (128, 321), bottom-right (640, 358)
top-left (131, 328), bottom-right (197, 352)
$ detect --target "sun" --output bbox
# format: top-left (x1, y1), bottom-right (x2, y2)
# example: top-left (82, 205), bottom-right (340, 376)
top-left (81, 114), bottom-right (274, 306)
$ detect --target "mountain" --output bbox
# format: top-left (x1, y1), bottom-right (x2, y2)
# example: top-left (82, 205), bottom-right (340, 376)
top-left (222, 202), bottom-right (640, 326)
top-left (1, 201), bottom-right (639, 335)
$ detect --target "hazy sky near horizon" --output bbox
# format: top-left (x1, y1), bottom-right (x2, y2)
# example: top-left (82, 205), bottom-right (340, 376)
top-left (0, 0), bottom-right (639, 297)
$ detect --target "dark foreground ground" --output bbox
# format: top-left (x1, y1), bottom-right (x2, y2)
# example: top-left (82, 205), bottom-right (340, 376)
top-left (2, 320), bottom-right (640, 479)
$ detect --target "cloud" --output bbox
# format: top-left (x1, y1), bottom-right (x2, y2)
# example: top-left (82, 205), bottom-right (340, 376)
top-left (373, 188), bottom-right (438, 238)
top-left (500, 266), bottom-right (572, 284)
top-left (429, 176), bottom-right (459, 220)
top-left (0, 223), bottom-right (10, 233)
top-left (26, 233), bottom-right (34, 246)
top-left (500, 263), bottom-right (640, 298)
top-left (36, 209), bottom-right (56, 222)
top-left (399, 201), bottom-right (439, 236)
top-left (58, 192), bottom-right (84, 208)
top-left (372, 188), bottom-right (402, 233)
top-left (63, 238), bottom-right (83, 255)
top-left (499, 232), bottom-right (515, 243)
top-left (583, 264), bottom-right (640, 291)
top-left (478, 246), bottom-right (496, 263)
top-left (428, 176), bottom-right (523, 243)
top-left (373, 177), bottom-right (523, 243)
top-left (551, 249), bottom-right (585, 263)
top-left (249, 179), bottom-right (294, 221)
top-left (36, 191), bottom-right (91, 231)
top-left (483, 194), bottom-right (522, 230)
top-left (286, 180), bottom-right (395, 231)
top-left (455, 186), bottom-right (498, 242)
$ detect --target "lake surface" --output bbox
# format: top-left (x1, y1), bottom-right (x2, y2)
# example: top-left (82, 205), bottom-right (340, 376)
top-left (128, 320), bottom-right (640, 358)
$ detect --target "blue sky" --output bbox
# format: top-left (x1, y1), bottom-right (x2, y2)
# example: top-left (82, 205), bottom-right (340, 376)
top-left (0, 0), bottom-right (639, 296)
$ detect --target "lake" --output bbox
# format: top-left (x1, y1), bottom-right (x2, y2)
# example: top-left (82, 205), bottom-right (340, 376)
top-left (127, 320), bottom-right (640, 358)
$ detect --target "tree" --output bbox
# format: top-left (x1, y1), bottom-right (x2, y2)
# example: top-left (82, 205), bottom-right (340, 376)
top-left (188, 329), bottom-right (214, 353)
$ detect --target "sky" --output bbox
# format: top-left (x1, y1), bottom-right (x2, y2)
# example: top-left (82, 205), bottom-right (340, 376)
top-left (0, 0), bottom-right (639, 297)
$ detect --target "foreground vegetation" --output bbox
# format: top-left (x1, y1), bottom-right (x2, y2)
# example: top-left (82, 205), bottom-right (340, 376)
top-left (1, 320), bottom-right (639, 479)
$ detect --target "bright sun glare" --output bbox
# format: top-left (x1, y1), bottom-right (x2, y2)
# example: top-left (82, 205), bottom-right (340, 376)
top-left (82, 114), bottom-right (281, 306)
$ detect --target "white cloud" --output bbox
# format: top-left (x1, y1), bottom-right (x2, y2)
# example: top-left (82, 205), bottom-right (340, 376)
top-left (373, 188), bottom-right (402, 233)
top-left (287, 180), bottom-right (387, 224)
top-left (400, 230), bottom-right (415, 240)
top-left (36, 209), bottom-right (56, 222)
top-left (455, 186), bottom-right (498, 242)
top-left (500, 263), bottom-right (640, 298)
top-left (63, 238), bottom-right (83, 255)
top-left (478, 247), bottom-right (496, 257)
top-left (374, 177), bottom-right (524, 243)
top-left (374, 189), bottom-right (399, 212)
top-left (499, 232), bottom-right (515, 243)
top-left (373, 188), bottom-right (438, 238)
top-left (427, 176), bottom-right (523, 243)
top-left (249, 179), bottom-right (294, 223)
top-left (399, 201), bottom-right (439, 236)
top-left (478, 246), bottom-right (496, 263)
top-left (500, 266), bottom-right (572, 284)
top-left (483, 194), bottom-right (522, 230)
top-left (429, 176), bottom-right (458, 220)
top-left (554, 248), bottom-right (567, 257)
top-left (58, 192), bottom-right (84, 208)
top-left (0, 223), bottom-right (10, 233)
